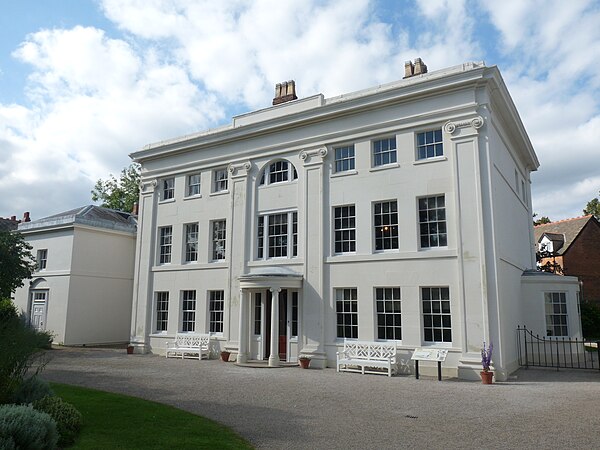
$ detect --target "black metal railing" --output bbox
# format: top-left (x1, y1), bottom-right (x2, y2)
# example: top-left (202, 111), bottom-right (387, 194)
top-left (517, 325), bottom-right (600, 371)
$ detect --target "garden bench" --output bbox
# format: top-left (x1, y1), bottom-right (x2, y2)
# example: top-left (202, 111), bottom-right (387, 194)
top-left (165, 333), bottom-right (210, 360)
top-left (336, 340), bottom-right (398, 377)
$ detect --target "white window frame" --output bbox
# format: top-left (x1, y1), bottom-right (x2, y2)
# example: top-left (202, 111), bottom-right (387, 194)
top-left (422, 286), bottom-right (452, 344)
top-left (256, 210), bottom-right (298, 260)
top-left (372, 137), bottom-right (397, 167)
top-left (211, 219), bottom-right (226, 261)
top-left (158, 226), bottom-right (173, 264)
top-left (181, 290), bottom-right (196, 333)
top-left (259, 160), bottom-right (298, 186)
top-left (155, 291), bottom-right (169, 333)
top-left (162, 177), bottom-right (175, 201)
top-left (36, 249), bottom-right (48, 271)
top-left (333, 204), bottom-right (356, 254)
top-left (373, 200), bottom-right (399, 252)
top-left (375, 287), bottom-right (402, 341)
top-left (335, 288), bottom-right (358, 339)
top-left (209, 290), bottom-right (225, 334)
top-left (416, 129), bottom-right (443, 160)
top-left (212, 168), bottom-right (228, 193)
top-left (334, 145), bottom-right (355, 173)
top-left (184, 223), bottom-right (199, 263)
top-left (545, 292), bottom-right (568, 337)
top-left (186, 173), bottom-right (201, 197)
top-left (418, 195), bottom-right (447, 249)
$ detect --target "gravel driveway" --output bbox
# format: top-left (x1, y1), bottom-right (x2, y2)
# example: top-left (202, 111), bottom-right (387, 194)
top-left (42, 347), bottom-right (599, 449)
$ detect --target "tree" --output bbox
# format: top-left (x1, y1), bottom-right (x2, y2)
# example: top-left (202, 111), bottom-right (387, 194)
top-left (91, 163), bottom-right (140, 212)
top-left (0, 231), bottom-right (36, 299)
top-left (583, 192), bottom-right (600, 218)
top-left (533, 213), bottom-right (551, 226)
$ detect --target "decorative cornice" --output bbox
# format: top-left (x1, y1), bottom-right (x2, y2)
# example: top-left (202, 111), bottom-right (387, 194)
top-left (299, 147), bottom-right (328, 165)
top-left (444, 116), bottom-right (484, 135)
top-left (228, 161), bottom-right (252, 178)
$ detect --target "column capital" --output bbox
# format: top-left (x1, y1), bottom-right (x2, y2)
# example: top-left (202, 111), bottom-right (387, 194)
top-left (299, 147), bottom-right (328, 166)
top-left (269, 287), bottom-right (282, 294)
top-left (228, 161), bottom-right (252, 178)
top-left (443, 116), bottom-right (484, 137)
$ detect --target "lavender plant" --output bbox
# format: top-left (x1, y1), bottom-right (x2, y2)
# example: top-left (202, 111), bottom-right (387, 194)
top-left (481, 341), bottom-right (493, 371)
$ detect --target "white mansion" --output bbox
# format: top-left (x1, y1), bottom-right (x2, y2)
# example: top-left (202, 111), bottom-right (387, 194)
top-left (129, 60), bottom-right (581, 380)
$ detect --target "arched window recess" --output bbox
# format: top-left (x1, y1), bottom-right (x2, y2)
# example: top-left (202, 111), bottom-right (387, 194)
top-left (259, 160), bottom-right (298, 186)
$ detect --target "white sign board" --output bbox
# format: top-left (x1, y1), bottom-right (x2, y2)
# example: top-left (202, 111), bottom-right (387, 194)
top-left (411, 348), bottom-right (448, 362)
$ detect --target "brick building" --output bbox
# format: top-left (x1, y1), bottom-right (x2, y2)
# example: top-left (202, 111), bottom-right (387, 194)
top-left (535, 215), bottom-right (600, 305)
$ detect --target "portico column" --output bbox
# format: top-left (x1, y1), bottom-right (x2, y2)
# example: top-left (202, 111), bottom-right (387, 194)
top-left (237, 289), bottom-right (249, 364)
top-left (268, 287), bottom-right (281, 367)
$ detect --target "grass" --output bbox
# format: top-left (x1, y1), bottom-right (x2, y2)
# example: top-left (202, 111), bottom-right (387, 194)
top-left (50, 383), bottom-right (253, 449)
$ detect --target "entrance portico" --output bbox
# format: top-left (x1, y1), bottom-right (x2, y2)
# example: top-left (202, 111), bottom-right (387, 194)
top-left (237, 268), bottom-right (303, 367)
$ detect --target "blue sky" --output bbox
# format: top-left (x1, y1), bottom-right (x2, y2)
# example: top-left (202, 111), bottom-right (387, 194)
top-left (0, 0), bottom-right (598, 221)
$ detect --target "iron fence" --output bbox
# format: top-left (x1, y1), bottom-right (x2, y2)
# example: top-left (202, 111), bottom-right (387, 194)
top-left (517, 325), bottom-right (600, 371)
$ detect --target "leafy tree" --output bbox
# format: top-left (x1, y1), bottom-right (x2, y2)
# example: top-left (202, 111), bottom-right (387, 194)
top-left (0, 231), bottom-right (36, 299)
top-left (533, 213), bottom-right (551, 226)
top-left (583, 193), bottom-right (600, 218)
top-left (91, 163), bottom-right (140, 212)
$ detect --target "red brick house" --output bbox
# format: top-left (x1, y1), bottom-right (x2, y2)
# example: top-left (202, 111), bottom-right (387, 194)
top-left (534, 215), bottom-right (600, 306)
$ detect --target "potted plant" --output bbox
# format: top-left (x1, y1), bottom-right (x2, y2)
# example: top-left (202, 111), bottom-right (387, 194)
top-left (126, 345), bottom-right (134, 354)
top-left (220, 350), bottom-right (231, 362)
top-left (298, 355), bottom-right (311, 369)
top-left (480, 341), bottom-right (493, 384)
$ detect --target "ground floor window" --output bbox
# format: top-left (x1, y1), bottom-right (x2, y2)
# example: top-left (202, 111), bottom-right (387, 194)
top-left (336, 288), bottom-right (358, 339)
top-left (291, 291), bottom-right (298, 338)
top-left (422, 287), bottom-right (451, 343)
top-left (209, 290), bottom-right (225, 333)
top-left (375, 287), bottom-right (401, 340)
top-left (155, 292), bottom-right (169, 332)
top-left (181, 290), bottom-right (196, 332)
top-left (254, 293), bottom-right (262, 335)
top-left (545, 292), bottom-right (568, 336)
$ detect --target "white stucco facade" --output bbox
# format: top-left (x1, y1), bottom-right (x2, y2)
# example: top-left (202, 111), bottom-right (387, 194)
top-left (13, 206), bottom-right (136, 345)
top-left (129, 62), bottom-right (580, 380)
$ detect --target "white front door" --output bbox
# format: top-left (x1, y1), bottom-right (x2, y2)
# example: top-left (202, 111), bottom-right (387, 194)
top-left (30, 290), bottom-right (48, 331)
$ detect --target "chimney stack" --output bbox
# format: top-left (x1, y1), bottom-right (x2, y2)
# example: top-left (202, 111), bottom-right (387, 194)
top-left (23, 212), bottom-right (30, 222)
top-left (132, 202), bottom-right (139, 216)
top-left (272, 80), bottom-right (298, 105)
top-left (403, 58), bottom-right (428, 78)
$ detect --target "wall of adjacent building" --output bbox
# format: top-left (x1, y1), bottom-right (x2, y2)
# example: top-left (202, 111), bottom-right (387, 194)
top-left (563, 220), bottom-right (600, 305)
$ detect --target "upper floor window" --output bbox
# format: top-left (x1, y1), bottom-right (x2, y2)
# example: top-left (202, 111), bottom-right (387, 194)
top-left (545, 292), bottom-right (568, 337)
top-left (162, 178), bottom-right (175, 200)
top-left (187, 173), bottom-right (201, 197)
top-left (211, 220), bottom-right (226, 261)
top-left (36, 249), bottom-right (48, 270)
top-left (333, 205), bottom-right (356, 253)
top-left (213, 168), bottom-right (228, 193)
top-left (184, 223), bottom-right (198, 262)
top-left (257, 211), bottom-right (298, 259)
top-left (419, 195), bottom-right (447, 248)
top-left (259, 160), bottom-right (298, 186)
top-left (334, 145), bottom-right (355, 173)
top-left (374, 200), bottom-right (398, 251)
top-left (416, 129), bottom-right (443, 160)
top-left (159, 226), bottom-right (172, 264)
top-left (372, 137), bottom-right (397, 167)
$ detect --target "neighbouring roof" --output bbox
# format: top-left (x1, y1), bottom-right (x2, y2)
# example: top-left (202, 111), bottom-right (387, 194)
top-left (18, 205), bottom-right (137, 234)
top-left (0, 218), bottom-right (19, 232)
top-left (533, 215), bottom-right (597, 255)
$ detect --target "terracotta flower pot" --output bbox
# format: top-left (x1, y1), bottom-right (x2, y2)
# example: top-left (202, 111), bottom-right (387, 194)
top-left (299, 358), bottom-right (310, 369)
top-left (481, 370), bottom-right (493, 384)
top-left (126, 345), bottom-right (134, 355)
top-left (220, 351), bottom-right (231, 362)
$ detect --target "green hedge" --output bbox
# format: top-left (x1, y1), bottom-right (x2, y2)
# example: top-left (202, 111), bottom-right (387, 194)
top-left (33, 395), bottom-right (82, 447)
top-left (0, 404), bottom-right (58, 450)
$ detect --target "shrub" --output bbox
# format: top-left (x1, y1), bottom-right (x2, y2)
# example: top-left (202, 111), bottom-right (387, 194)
top-left (11, 376), bottom-right (54, 405)
top-left (33, 396), bottom-right (82, 447)
top-left (0, 298), bottom-right (18, 323)
top-left (581, 301), bottom-right (600, 339)
top-left (0, 404), bottom-right (58, 450)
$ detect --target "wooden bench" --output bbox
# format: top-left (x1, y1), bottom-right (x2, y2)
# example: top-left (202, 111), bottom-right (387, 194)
top-left (336, 340), bottom-right (398, 377)
top-left (165, 333), bottom-right (210, 360)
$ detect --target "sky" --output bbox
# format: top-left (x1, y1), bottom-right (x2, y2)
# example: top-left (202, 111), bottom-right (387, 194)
top-left (0, 0), bottom-right (598, 222)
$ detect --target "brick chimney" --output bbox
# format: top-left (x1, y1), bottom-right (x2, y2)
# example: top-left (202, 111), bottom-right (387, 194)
top-left (272, 80), bottom-right (298, 105)
top-left (403, 58), bottom-right (428, 78)
top-left (23, 212), bottom-right (30, 222)
top-left (132, 202), bottom-right (139, 216)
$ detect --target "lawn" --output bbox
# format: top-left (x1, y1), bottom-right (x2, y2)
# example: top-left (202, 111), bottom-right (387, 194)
top-left (50, 383), bottom-right (253, 449)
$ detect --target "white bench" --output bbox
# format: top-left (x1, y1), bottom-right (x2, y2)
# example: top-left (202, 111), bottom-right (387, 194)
top-left (336, 340), bottom-right (398, 377)
top-left (165, 333), bottom-right (210, 360)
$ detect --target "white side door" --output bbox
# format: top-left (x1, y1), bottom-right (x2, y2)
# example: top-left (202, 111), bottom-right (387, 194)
top-left (30, 290), bottom-right (48, 331)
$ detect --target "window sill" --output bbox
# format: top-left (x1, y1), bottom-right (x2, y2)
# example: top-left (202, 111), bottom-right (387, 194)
top-left (421, 342), bottom-right (453, 348)
top-left (258, 180), bottom-right (298, 189)
top-left (413, 156), bottom-right (447, 166)
top-left (419, 246), bottom-right (449, 252)
top-left (183, 194), bottom-right (202, 201)
top-left (209, 190), bottom-right (229, 197)
top-left (331, 170), bottom-right (358, 178)
top-left (158, 198), bottom-right (175, 205)
top-left (369, 163), bottom-right (400, 172)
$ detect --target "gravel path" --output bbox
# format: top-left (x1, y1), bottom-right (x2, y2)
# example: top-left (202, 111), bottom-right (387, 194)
top-left (42, 347), bottom-right (600, 449)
